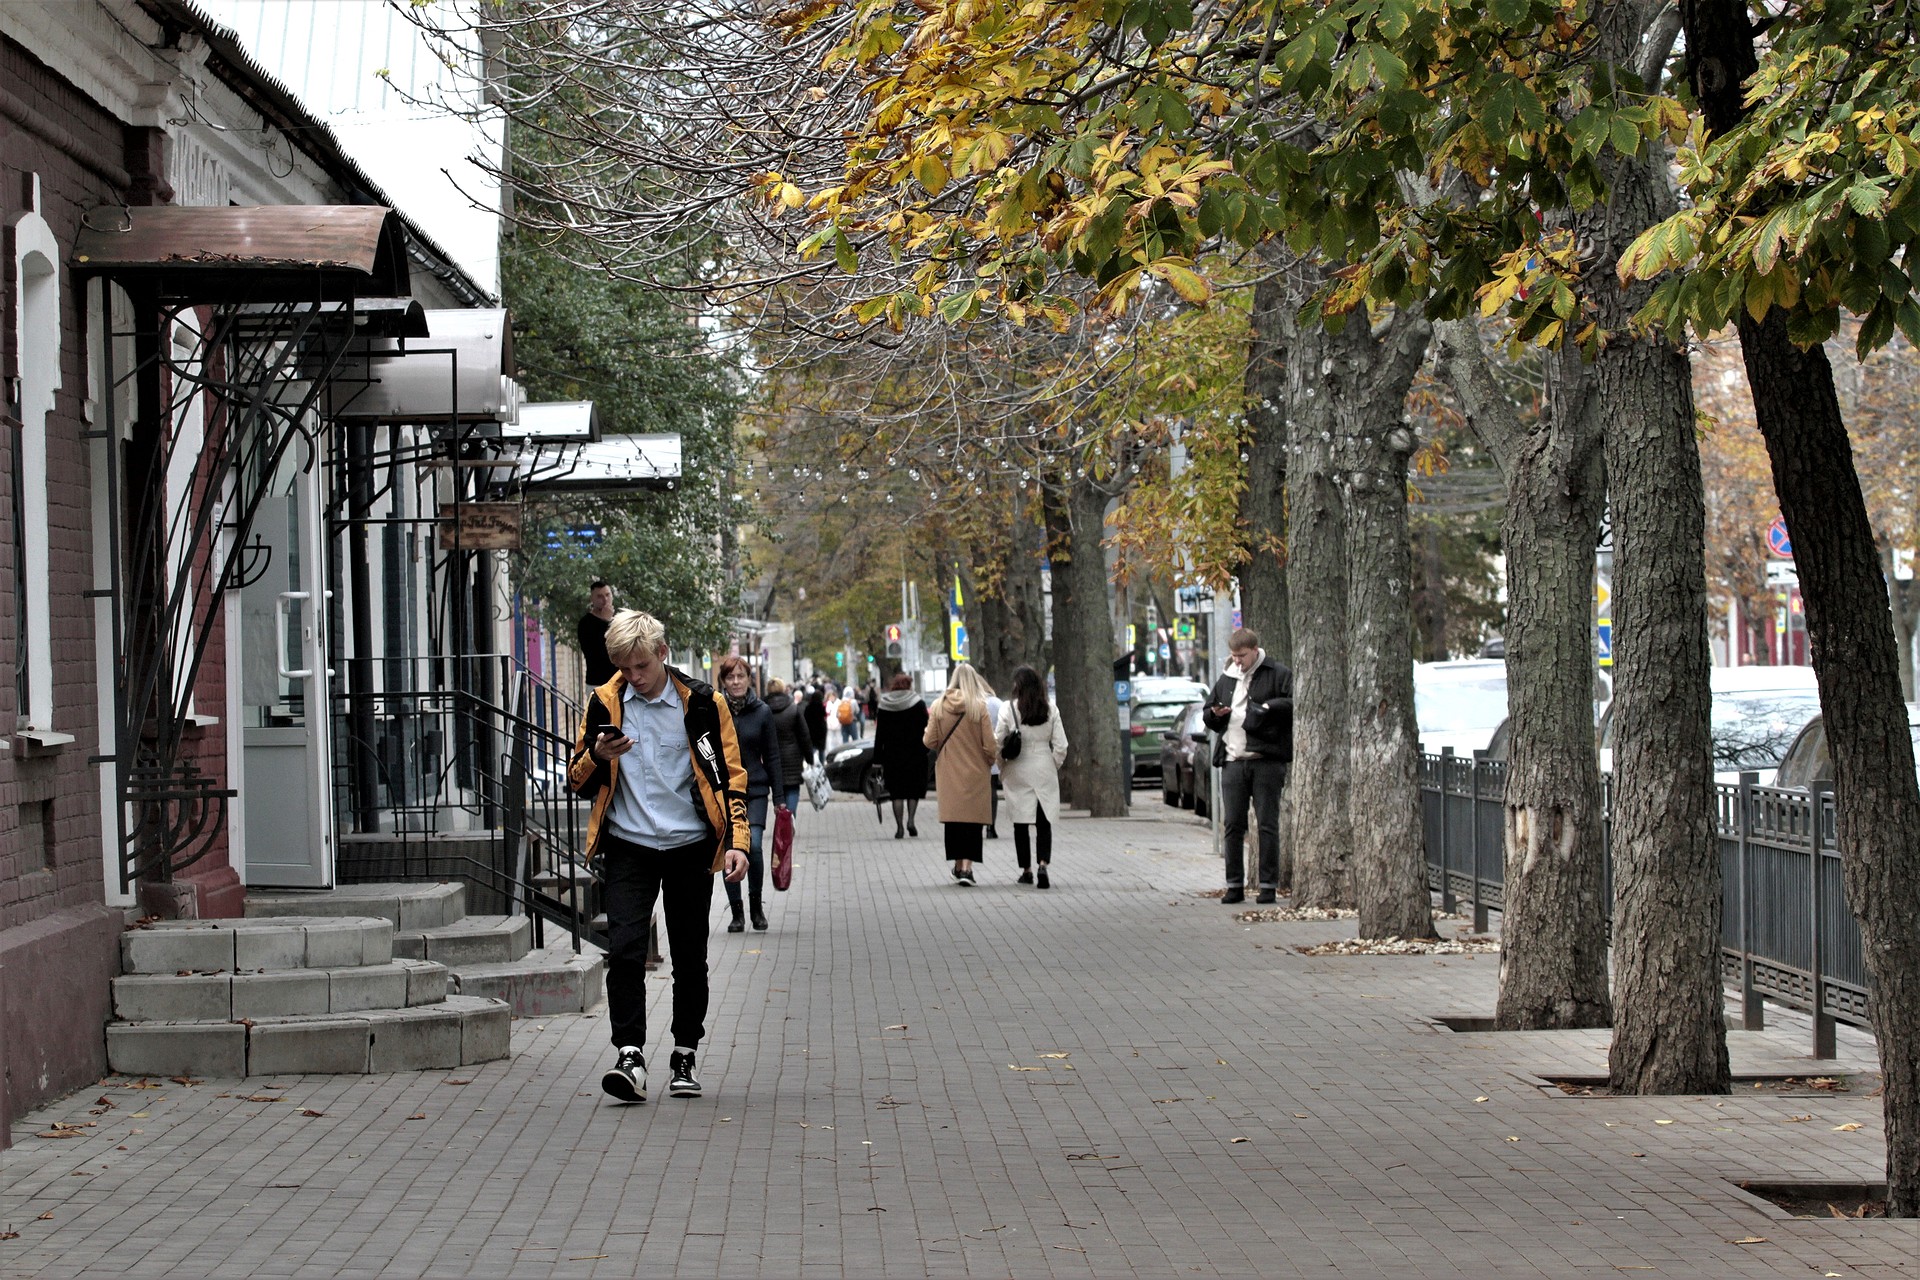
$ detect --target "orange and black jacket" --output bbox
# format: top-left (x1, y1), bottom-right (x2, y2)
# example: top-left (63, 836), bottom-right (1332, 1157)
top-left (567, 669), bottom-right (751, 871)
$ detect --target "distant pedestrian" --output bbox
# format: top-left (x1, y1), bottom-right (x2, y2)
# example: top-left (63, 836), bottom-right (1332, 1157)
top-left (718, 656), bottom-right (782, 934)
top-left (873, 673), bottom-right (930, 838)
top-left (924, 663), bottom-right (999, 885)
top-left (836, 688), bottom-right (860, 743)
top-left (577, 579), bottom-right (617, 687)
top-left (764, 678), bottom-right (811, 814)
top-left (1201, 627), bottom-right (1293, 905)
top-left (995, 665), bottom-right (1069, 889)
top-left (983, 688), bottom-right (1007, 839)
top-left (568, 610), bottom-right (749, 1103)
top-left (803, 683), bottom-right (829, 760)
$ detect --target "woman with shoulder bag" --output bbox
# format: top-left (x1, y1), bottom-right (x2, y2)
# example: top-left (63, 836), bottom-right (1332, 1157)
top-left (996, 665), bottom-right (1070, 888)
top-left (872, 673), bottom-right (930, 837)
top-left (718, 657), bottom-right (782, 932)
top-left (924, 663), bottom-right (999, 885)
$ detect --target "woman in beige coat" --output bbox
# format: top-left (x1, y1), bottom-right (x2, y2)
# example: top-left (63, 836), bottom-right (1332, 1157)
top-left (924, 663), bottom-right (1000, 885)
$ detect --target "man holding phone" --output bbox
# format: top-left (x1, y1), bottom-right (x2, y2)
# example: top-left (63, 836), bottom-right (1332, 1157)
top-left (1201, 627), bottom-right (1294, 905)
top-left (568, 610), bottom-right (750, 1103)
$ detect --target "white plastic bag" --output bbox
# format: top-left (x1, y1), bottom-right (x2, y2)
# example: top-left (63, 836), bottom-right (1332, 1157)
top-left (803, 761), bottom-right (832, 811)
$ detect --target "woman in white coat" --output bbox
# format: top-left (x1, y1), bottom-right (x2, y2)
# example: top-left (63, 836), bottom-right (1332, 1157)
top-left (995, 665), bottom-right (1069, 888)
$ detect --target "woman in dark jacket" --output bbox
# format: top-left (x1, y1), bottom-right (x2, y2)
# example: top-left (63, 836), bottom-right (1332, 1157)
top-left (719, 657), bottom-right (783, 932)
top-left (764, 678), bottom-right (811, 814)
top-left (873, 673), bottom-right (931, 838)
top-left (803, 684), bottom-right (830, 760)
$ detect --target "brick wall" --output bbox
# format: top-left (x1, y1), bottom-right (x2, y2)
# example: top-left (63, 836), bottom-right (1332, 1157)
top-left (0, 34), bottom-right (133, 1147)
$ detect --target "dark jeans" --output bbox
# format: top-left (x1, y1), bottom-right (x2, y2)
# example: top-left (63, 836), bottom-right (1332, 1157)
top-left (1013, 809), bottom-right (1052, 868)
top-left (1220, 757), bottom-right (1288, 890)
top-left (944, 821), bottom-right (983, 862)
top-left (601, 833), bottom-right (716, 1051)
top-left (725, 794), bottom-right (770, 909)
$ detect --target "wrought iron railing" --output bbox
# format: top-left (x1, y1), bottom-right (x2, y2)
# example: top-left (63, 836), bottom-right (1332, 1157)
top-left (1420, 751), bottom-right (1866, 1058)
top-left (330, 654), bottom-right (603, 950)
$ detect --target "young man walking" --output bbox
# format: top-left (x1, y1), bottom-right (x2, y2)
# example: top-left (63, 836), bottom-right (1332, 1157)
top-left (577, 579), bottom-right (618, 687)
top-left (1202, 627), bottom-right (1294, 905)
top-left (568, 610), bottom-right (749, 1102)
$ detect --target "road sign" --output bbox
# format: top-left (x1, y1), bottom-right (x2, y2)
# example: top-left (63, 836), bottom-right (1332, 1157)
top-left (1158, 642), bottom-right (1171, 660)
top-left (1767, 516), bottom-right (1793, 558)
top-left (1766, 561), bottom-right (1799, 587)
top-left (1597, 619), bottom-right (1612, 668)
top-left (1114, 680), bottom-right (1131, 703)
top-left (1175, 585), bottom-right (1213, 613)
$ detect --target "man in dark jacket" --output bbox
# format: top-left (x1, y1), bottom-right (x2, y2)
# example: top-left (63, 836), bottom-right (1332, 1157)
top-left (1201, 627), bottom-right (1293, 905)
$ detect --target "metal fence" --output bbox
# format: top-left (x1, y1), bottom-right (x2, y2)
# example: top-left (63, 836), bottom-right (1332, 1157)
top-left (1421, 749), bottom-right (1868, 1058)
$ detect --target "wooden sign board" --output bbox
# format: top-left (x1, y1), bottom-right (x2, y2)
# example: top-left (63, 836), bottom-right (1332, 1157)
top-left (439, 502), bottom-right (522, 551)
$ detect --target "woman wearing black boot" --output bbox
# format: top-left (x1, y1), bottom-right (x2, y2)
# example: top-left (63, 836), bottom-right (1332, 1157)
top-left (872, 674), bottom-right (929, 837)
top-left (719, 657), bottom-right (782, 932)
top-left (996, 665), bottom-right (1068, 888)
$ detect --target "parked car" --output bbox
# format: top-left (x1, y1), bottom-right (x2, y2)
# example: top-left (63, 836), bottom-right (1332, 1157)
top-left (822, 736), bottom-right (876, 794)
top-left (1414, 659), bottom-right (1510, 756)
top-left (1158, 701), bottom-right (1211, 814)
top-left (1129, 678), bottom-right (1210, 783)
top-left (1596, 665), bottom-right (1822, 785)
top-left (1773, 701), bottom-right (1920, 790)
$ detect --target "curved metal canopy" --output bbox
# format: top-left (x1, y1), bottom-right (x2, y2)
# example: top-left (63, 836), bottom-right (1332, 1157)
top-left (71, 204), bottom-right (410, 302)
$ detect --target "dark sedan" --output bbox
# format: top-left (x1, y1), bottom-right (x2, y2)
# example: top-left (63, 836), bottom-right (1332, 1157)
top-left (1158, 701), bottom-right (1212, 816)
top-left (822, 737), bottom-right (877, 795)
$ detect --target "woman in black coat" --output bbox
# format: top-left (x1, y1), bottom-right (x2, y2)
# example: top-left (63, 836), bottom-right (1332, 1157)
top-left (764, 678), bottom-right (811, 813)
top-left (803, 684), bottom-right (830, 760)
top-left (872, 673), bottom-right (931, 838)
top-left (720, 657), bottom-right (783, 933)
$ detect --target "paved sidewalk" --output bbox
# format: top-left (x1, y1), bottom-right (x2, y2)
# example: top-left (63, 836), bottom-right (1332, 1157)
top-left (2, 793), bottom-right (1914, 1277)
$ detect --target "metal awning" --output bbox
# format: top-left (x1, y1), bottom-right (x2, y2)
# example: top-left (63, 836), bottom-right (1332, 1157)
top-left (515, 434), bottom-right (681, 494)
top-left (326, 308), bottom-right (520, 427)
top-left (71, 205), bottom-right (410, 302)
top-left (501, 401), bottom-right (599, 443)
top-left (235, 297), bottom-right (429, 338)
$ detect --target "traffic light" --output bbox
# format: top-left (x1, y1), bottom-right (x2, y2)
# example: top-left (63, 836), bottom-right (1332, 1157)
top-left (836, 650), bottom-right (845, 668)
top-left (885, 622), bottom-right (904, 659)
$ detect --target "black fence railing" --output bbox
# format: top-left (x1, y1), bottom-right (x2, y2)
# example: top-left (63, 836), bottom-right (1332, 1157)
top-left (1421, 750), bottom-right (1866, 1058)
top-left (330, 654), bottom-right (603, 950)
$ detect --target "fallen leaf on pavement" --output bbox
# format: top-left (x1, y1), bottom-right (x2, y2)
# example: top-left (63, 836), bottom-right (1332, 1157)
top-left (1784, 1115), bottom-right (1812, 1123)
top-left (1008, 1065), bottom-right (1046, 1071)
top-left (300, 1109), bottom-right (325, 1118)
top-left (1655, 1120), bottom-right (1675, 1126)
top-left (884, 1024), bottom-right (908, 1031)
top-left (407, 1114), bottom-right (427, 1121)
top-left (0, 1231), bottom-right (18, 1240)
top-left (1729, 1237), bottom-right (1769, 1245)
top-left (1504, 1136), bottom-right (1520, 1143)
top-left (36, 1213), bottom-right (53, 1221)
top-left (1474, 1096), bottom-right (1489, 1103)
top-left (1833, 1123), bottom-right (1863, 1131)
top-left (1229, 1137), bottom-right (1249, 1144)
top-left (1040, 1053), bottom-right (1069, 1059)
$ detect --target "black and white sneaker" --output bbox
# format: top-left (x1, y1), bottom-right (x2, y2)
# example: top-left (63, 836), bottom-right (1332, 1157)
top-left (668, 1050), bottom-right (702, 1098)
top-left (601, 1047), bottom-right (646, 1103)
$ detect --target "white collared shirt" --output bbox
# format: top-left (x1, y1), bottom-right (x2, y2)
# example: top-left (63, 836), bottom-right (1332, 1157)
top-left (1225, 650), bottom-right (1265, 762)
top-left (605, 678), bottom-right (709, 849)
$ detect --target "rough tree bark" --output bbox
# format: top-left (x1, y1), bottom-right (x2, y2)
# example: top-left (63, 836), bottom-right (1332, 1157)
top-left (1439, 325), bottom-right (1613, 1029)
top-left (1334, 312), bottom-right (1438, 940)
top-left (969, 499), bottom-right (1050, 693)
top-left (1238, 247), bottom-right (1293, 664)
top-left (1043, 469), bottom-right (1128, 816)
top-left (1594, 1), bottom-right (1727, 1095)
top-left (1284, 282), bottom-right (1354, 909)
top-left (1684, 0), bottom-right (1920, 1210)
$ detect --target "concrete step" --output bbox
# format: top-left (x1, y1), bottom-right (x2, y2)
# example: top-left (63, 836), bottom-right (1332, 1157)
top-left (121, 917), bottom-right (395, 975)
top-left (112, 959), bottom-right (450, 1023)
top-left (246, 882), bottom-right (466, 930)
top-left (105, 995), bottom-right (510, 1077)
top-left (394, 914), bottom-right (533, 966)
top-left (447, 943), bottom-right (605, 1018)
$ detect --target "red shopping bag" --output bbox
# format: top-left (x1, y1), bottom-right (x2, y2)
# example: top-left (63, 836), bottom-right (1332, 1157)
top-left (771, 805), bottom-right (796, 891)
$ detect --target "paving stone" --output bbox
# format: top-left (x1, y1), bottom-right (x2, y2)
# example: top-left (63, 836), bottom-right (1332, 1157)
top-left (365, 1005), bottom-right (465, 1072)
top-left (105, 1020), bottom-right (245, 1077)
top-left (325, 963), bottom-right (410, 1013)
top-left (232, 924), bottom-right (308, 972)
top-left (111, 973), bottom-right (231, 1023)
top-left (246, 1016), bottom-right (371, 1075)
top-left (7, 796), bottom-right (1902, 1279)
top-left (231, 970), bottom-right (332, 1019)
top-left (119, 924), bottom-right (233, 975)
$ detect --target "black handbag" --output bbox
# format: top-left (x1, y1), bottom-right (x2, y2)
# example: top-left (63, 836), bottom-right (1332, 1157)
top-left (1001, 725), bottom-right (1024, 761)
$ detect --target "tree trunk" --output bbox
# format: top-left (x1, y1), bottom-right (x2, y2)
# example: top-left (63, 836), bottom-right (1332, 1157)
top-left (969, 500), bottom-right (1049, 693)
top-left (1285, 318), bottom-right (1354, 909)
top-left (1238, 252), bottom-right (1293, 664)
top-left (1685, 7), bottom-right (1920, 1203)
top-left (1044, 471), bottom-right (1128, 816)
top-left (1885, 566), bottom-right (1917, 702)
top-left (1412, 521), bottom-right (1448, 661)
top-left (1331, 313), bottom-right (1436, 940)
top-left (1587, 5), bottom-right (1725, 1092)
top-left (1440, 326), bottom-right (1613, 1029)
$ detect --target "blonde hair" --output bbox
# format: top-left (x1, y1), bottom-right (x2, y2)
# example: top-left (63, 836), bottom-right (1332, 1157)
top-left (944, 662), bottom-right (994, 714)
top-left (604, 609), bottom-right (667, 661)
top-left (766, 678), bottom-right (787, 695)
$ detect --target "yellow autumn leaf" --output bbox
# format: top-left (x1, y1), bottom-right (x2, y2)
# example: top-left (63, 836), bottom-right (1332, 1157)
top-left (1832, 1122), bottom-right (1863, 1131)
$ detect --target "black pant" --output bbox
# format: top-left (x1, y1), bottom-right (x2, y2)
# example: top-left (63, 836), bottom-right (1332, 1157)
top-left (601, 833), bottom-right (716, 1051)
top-left (725, 794), bottom-right (769, 909)
top-left (1220, 758), bottom-right (1288, 890)
top-left (944, 821), bottom-right (983, 862)
top-left (1014, 809), bottom-right (1053, 868)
